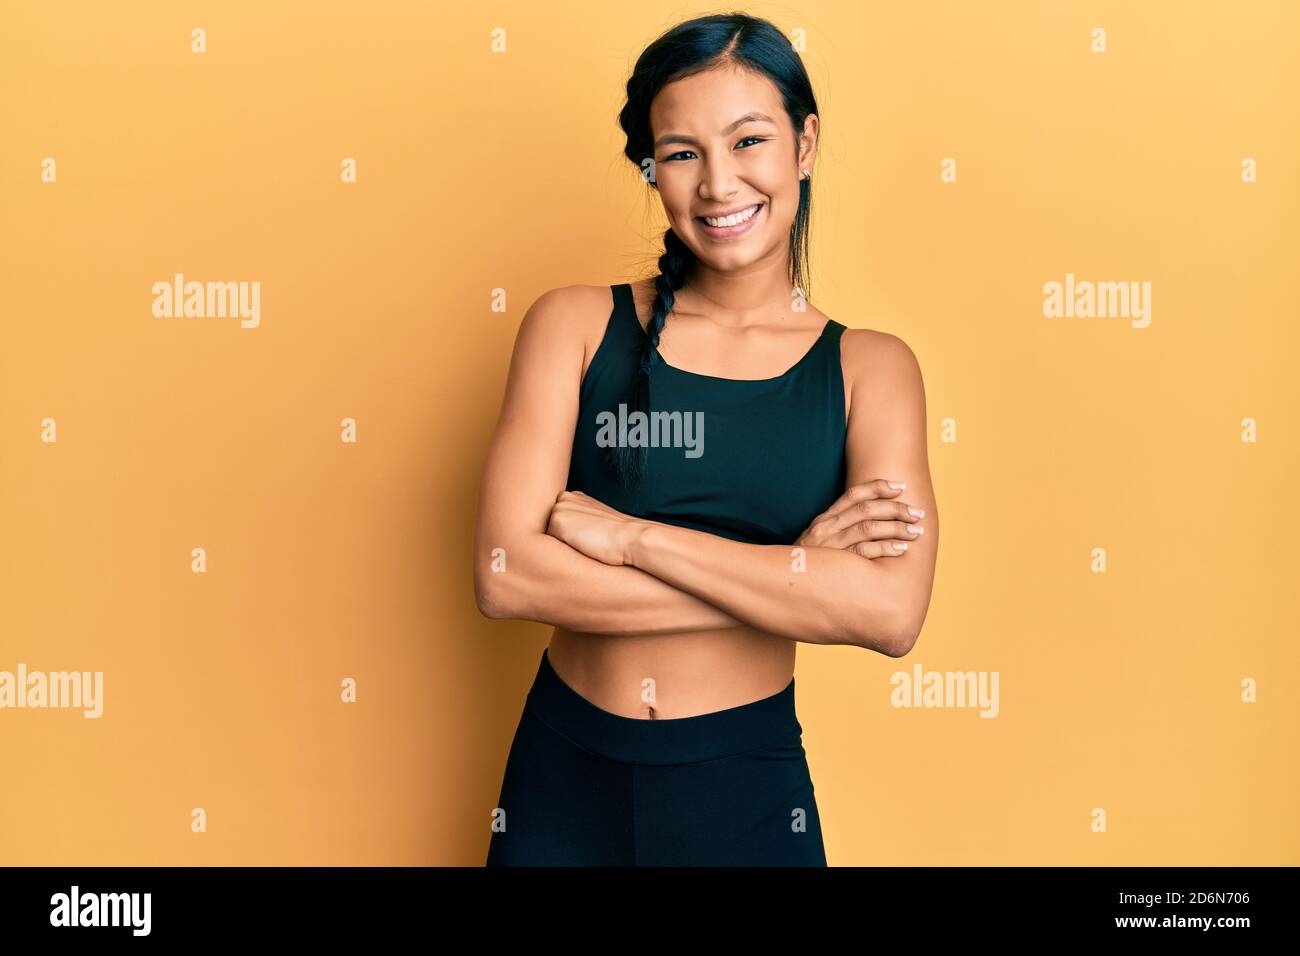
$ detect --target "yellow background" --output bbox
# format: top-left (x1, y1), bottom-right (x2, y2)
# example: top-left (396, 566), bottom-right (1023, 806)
top-left (1, 0), bottom-right (1296, 865)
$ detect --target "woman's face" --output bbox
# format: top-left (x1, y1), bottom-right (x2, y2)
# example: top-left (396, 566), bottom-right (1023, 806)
top-left (648, 64), bottom-right (817, 274)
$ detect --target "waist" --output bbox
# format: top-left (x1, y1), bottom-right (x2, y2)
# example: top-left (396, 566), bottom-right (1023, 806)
top-left (547, 625), bottom-right (796, 716)
top-left (530, 638), bottom-right (801, 765)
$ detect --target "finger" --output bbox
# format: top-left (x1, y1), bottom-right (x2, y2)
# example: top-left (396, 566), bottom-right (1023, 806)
top-left (852, 499), bottom-right (925, 531)
top-left (554, 490), bottom-right (600, 512)
top-left (824, 495), bottom-right (923, 536)
top-left (827, 519), bottom-right (923, 549)
top-left (820, 479), bottom-right (906, 520)
top-left (825, 493), bottom-right (893, 535)
top-left (565, 489), bottom-right (614, 510)
top-left (847, 539), bottom-right (910, 559)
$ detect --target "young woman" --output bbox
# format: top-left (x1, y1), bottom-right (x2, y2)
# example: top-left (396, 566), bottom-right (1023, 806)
top-left (475, 13), bottom-right (938, 866)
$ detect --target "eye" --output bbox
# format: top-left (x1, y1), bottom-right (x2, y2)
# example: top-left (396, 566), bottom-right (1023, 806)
top-left (663, 136), bottom-right (768, 163)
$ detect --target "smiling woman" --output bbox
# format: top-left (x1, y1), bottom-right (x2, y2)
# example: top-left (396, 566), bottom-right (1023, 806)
top-left (474, 12), bottom-right (939, 867)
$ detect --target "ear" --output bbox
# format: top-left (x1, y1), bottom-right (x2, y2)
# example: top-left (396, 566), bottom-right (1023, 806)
top-left (797, 113), bottom-right (819, 174)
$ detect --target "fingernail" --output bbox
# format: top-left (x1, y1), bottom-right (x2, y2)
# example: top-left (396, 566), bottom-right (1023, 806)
top-left (907, 525), bottom-right (923, 534)
top-left (888, 481), bottom-right (907, 489)
top-left (893, 542), bottom-right (908, 550)
top-left (908, 507), bottom-right (925, 518)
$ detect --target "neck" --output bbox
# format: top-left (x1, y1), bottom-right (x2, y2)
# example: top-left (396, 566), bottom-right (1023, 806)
top-left (675, 251), bottom-right (800, 328)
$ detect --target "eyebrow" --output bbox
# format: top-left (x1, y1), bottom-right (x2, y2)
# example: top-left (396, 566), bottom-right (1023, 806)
top-left (653, 112), bottom-right (776, 149)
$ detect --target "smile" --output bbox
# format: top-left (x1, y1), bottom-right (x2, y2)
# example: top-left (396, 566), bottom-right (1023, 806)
top-left (696, 202), bottom-right (764, 239)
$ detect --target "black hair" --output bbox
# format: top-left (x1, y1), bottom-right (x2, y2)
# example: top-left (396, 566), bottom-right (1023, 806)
top-left (605, 12), bottom-right (819, 489)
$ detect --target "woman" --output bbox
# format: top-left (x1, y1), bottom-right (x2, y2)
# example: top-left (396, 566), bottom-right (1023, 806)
top-left (475, 12), bottom-right (938, 866)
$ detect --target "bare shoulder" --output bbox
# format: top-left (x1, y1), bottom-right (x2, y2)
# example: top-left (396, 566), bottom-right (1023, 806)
top-left (511, 283), bottom-right (618, 368)
top-left (839, 326), bottom-right (925, 416)
top-left (519, 283), bottom-right (613, 335)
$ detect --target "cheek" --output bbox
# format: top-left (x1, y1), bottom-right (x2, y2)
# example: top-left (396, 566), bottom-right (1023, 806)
top-left (654, 169), bottom-right (691, 212)
top-left (747, 162), bottom-right (797, 222)
top-left (759, 185), bottom-right (800, 236)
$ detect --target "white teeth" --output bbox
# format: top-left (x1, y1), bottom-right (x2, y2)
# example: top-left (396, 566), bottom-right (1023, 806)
top-left (702, 204), bottom-right (760, 228)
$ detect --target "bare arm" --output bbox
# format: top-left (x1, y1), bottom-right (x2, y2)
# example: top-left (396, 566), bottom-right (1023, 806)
top-left (622, 331), bottom-right (939, 656)
top-left (473, 285), bottom-right (744, 636)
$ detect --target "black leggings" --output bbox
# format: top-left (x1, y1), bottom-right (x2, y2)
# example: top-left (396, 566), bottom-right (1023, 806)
top-left (486, 648), bottom-right (827, 866)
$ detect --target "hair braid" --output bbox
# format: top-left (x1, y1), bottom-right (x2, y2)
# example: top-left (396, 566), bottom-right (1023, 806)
top-left (603, 227), bottom-right (694, 487)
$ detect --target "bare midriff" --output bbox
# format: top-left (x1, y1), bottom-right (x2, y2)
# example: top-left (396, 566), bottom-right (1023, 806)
top-left (546, 625), bottom-right (796, 720)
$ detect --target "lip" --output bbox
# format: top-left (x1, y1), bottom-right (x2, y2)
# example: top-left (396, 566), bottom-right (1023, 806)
top-left (695, 202), bottom-right (764, 240)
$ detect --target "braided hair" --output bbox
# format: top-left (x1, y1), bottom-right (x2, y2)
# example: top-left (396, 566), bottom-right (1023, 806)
top-left (605, 12), bottom-right (819, 489)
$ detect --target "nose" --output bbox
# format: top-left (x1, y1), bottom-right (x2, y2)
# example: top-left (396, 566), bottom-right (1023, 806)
top-left (697, 148), bottom-right (741, 203)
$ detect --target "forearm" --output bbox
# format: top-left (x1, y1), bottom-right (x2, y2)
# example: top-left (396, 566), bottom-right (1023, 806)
top-left (477, 531), bottom-right (744, 636)
top-left (625, 521), bottom-right (903, 654)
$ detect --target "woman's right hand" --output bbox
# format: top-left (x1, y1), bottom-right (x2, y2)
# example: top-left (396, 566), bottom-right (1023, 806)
top-left (793, 479), bottom-right (925, 559)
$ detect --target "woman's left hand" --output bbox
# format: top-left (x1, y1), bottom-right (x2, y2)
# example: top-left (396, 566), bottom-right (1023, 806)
top-left (546, 490), bottom-right (645, 567)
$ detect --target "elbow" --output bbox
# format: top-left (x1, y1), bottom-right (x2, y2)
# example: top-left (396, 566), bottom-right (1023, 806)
top-left (475, 571), bottom-right (520, 620)
top-left (475, 580), bottom-right (505, 619)
top-left (474, 530), bottom-right (546, 621)
top-left (885, 624), bottom-right (920, 658)
top-left (838, 600), bottom-right (922, 658)
top-left (884, 601), bottom-right (927, 658)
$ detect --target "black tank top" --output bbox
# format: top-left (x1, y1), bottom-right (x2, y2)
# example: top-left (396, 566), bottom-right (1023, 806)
top-left (566, 282), bottom-right (848, 546)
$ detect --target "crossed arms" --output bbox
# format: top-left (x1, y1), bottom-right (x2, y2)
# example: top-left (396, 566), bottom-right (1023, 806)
top-left (472, 286), bottom-right (938, 657)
